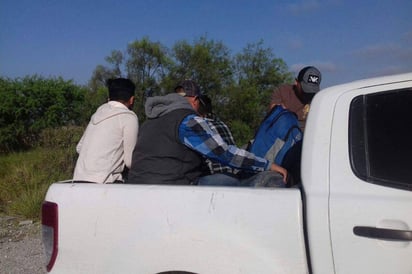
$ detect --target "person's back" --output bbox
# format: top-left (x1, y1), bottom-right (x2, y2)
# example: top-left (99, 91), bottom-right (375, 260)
top-left (247, 105), bottom-right (303, 186)
top-left (73, 78), bottom-right (138, 183)
top-left (128, 93), bottom-right (202, 185)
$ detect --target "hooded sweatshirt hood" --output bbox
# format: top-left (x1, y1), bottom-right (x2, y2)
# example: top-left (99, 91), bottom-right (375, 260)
top-left (91, 101), bottom-right (134, 125)
top-left (145, 93), bottom-right (194, 119)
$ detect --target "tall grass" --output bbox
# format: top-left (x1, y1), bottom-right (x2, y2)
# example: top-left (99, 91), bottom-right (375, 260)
top-left (0, 126), bottom-right (84, 219)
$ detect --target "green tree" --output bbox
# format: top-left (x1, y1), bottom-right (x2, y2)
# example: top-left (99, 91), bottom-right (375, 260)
top-left (79, 86), bottom-right (108, 125)
top-left (218, 84), bottom-right (263, 145)
top-left (233, 40), bottom-right (292, 96)
top-left (0, 76), bottom-right (86, 153)
top-left (126, 37), bottom-right (171, 94)
top-left (89, 37), bottom-right (171, 120)
top-left (89, 50), bottom-right (124, 91)
top-left (87, 38), bottom-right (292, 143)
top-left (106, 50), bottom-right (123, 77)
top-left (167, 36), bottom-right (233, 96)
top-left (214, 41), bottom-right (292, 143)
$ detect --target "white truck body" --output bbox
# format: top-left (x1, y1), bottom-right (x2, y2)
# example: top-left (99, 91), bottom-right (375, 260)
top-left (42, 73), bottom-right (412, 274)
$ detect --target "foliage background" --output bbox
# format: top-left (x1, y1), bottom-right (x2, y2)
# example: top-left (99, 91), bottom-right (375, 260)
top-left (0, 37), bottom-right (293, 219)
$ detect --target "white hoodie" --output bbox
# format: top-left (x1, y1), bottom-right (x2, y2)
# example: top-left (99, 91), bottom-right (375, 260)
top-left (73, 101), bottom-right (138, 183)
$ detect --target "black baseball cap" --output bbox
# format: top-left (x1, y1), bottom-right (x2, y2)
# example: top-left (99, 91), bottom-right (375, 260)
top-left (297, 66), bottom-right (321, 94)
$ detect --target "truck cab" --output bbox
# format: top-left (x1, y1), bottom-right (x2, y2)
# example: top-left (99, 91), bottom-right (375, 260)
top-left (303, 73), bottom-right (412, 273)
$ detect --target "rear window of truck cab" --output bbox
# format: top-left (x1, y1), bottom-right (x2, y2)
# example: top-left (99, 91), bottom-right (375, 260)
top-left (349, 88), bottom-right (412, 191)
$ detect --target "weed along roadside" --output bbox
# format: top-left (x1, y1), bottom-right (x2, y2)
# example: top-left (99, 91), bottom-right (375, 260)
top-left (0, 127), bottom-right (83, 220)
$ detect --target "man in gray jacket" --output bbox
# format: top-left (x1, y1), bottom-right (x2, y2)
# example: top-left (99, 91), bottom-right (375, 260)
top-left (128, 80), bottom-right (287, 186)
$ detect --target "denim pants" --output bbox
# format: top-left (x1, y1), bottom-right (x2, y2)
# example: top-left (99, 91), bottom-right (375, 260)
top-left (197, 173), bottom-right (240, 186)
top-left (197, 171), bottom-right (285, 187)
top-left (240, 171), bottom-right (285, 187)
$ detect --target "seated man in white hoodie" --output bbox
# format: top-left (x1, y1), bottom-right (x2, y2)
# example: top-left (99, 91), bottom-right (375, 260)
top-left (73, 78), bottom-right (139, 183)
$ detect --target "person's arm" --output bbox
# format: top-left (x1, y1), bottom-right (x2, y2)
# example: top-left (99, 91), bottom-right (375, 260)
top-left (270, 163), bottom-right (287, 183)
top-left (213, 118), bottom-right (236, 146)
top-left (122, 113), bottom-right (139, 168)
top-left (179, 115), bottom-right (269, 173)
top-left (76, 130), bottom-right (86, 153)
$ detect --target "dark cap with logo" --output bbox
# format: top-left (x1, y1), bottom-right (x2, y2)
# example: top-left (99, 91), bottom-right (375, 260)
top-left (175, 79), bottom-right (202, 97)
top-left (297, 66), bottom-right (322, 94)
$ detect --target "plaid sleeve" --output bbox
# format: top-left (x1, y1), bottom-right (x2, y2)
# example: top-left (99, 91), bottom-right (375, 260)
top-left (178, 115), bottom-right (269, 172)
top-left (209, 118), bottom-right (236, 146)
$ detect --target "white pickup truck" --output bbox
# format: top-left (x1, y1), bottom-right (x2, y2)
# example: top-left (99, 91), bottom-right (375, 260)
top-left (42, 73), bottom-right (412, 274)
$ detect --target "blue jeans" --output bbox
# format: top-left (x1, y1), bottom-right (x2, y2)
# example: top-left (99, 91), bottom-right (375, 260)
top-left (240, 171), bottom-right (285, 187)
top-left (198, 171), bottom-right (285, 187)
top-left (198, 173), bottom-right (240, 186)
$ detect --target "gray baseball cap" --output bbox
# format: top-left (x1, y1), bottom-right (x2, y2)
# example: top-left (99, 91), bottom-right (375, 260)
top-left (297, 66), bottom-right (321, 94)
top-left (175, 79), bottom-right (202, 97)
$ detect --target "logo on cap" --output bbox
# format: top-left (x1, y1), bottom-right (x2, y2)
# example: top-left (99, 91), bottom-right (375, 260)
top-left (308, 74), bottom-right (320, 84)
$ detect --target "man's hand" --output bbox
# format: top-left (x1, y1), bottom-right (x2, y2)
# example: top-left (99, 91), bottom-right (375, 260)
top-left (270, 163), bottom-right (288, 183)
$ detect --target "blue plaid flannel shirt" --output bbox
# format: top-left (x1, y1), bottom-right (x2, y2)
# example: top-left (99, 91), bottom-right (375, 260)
top-left (178, 114), bottom-right (269, 173)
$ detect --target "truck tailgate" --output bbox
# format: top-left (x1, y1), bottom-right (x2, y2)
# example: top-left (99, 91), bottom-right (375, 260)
top-left (45, 183), bottom-right (308, 274)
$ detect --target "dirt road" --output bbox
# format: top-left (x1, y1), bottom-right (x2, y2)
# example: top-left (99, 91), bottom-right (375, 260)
top-left (0, 215), bottom-right (45, 274)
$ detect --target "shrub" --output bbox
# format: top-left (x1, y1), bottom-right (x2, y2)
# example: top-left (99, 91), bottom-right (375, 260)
top-left (0, 76), bottom-right (87, 153)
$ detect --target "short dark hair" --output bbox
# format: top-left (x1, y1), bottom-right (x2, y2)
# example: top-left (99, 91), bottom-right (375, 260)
top-left (106, 78), bottom-right (135, 101)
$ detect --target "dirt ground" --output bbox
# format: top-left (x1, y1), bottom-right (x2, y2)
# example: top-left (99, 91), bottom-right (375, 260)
top-left (0, 215), bottom-right (46, 274)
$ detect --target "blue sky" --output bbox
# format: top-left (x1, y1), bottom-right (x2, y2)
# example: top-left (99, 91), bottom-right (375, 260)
top-left (1, 0), bottom-right (411, 88)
